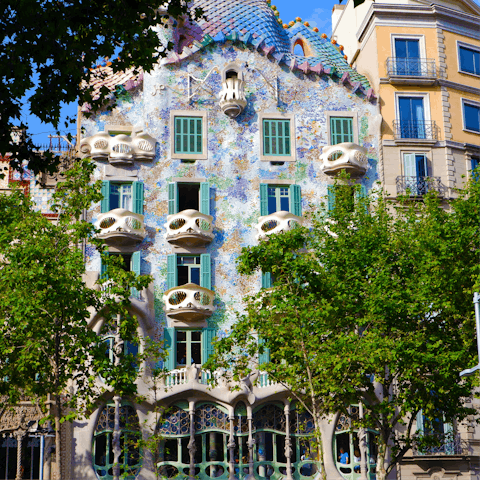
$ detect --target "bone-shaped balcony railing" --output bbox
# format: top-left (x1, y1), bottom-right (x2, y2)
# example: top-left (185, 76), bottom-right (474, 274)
top-left (165, 209), bottom-right (214, 247)
top-left (95, 208), bottom-right (145, 246)
top-left (163, 283), bottom-right (215, 321)
top-left (219, 77), bottom-right (247, 118)
top-left (256, 211), bottom-right (303, 241)
top-left (80, 130), bottom-right (156, 164)
top-left (320, 142), bottom-right (368, 177)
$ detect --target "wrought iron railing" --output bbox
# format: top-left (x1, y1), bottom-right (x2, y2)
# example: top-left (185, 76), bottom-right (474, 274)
top-left (396, 176), bottom-right (447, 196)
top-left (386, 57), bottom-right (437, 78)
top-left (392, 120), bottom-right (438, 140)
top-left (412, 433), bottom-right (470, 456)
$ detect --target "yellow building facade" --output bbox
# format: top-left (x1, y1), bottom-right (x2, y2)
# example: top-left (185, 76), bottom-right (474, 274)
top-left (333, 0), bottom-right (480, 198)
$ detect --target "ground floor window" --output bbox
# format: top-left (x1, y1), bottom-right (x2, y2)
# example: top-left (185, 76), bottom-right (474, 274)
top-left (93, 403), bottom-right (141, 480)
top-left (0, 434), bottom-right (41, 480)
top-left (156, 402), bottom-right (317, 480)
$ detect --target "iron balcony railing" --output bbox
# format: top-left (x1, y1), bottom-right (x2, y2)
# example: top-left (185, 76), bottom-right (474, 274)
top-left (386, 57), bottom-right (437, 78)
top-left (393, 120), bottom-right (438, 141)
top-left (396, 176), bottom-right (447, 197)
top-left (412, 433), bottom-right (470, 456)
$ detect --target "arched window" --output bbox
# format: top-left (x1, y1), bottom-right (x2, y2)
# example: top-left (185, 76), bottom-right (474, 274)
top-left (93, 403), bottom-right (141, 480)
top-left (294, 40), bottom-right (306, 57)
top-left (334, 405), bottom-right (377, 480)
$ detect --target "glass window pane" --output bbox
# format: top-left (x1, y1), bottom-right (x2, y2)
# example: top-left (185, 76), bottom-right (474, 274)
top-left (465, 104), bottom-right (480, 132)
top-left (177, 331), bottom-right (187, 341)
top-left (280, 195), bottom-right (289, 212)
top-left (191, 342), bottom-right (201, 364)
top-left (95, 434), bottom-right (107, 466)
top-left (190, 267), bottom-right (200, 285)
top-left (460, 47), bottom-right (476, 74)
top-left (268, 195), bottom-right (277, 215)
top-left (191, 331), bottom-right (201, 342)
top-left (110, 184), bottom-right (120, 209)
top-left (177, 342), bottom-right (187, 366)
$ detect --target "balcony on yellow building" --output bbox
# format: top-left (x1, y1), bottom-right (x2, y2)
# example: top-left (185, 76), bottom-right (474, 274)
top-left (392, 120), bottom-right (438, 144)
top-left (165, 209), bottom-right (214, 247)
top-left (386, 57), bottom-right (437, 86)
top-left (95, 208), bottom-right (146, 247)
top-left (163, 283), bottom-right (215, 322)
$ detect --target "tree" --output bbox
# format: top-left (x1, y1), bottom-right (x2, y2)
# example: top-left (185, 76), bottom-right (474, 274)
top-left (207, 180), bottom-right (479, 480)
top-left (1, 0), bottom-right (203, 174)
top-left (0, 157), bottom-right (152, 480)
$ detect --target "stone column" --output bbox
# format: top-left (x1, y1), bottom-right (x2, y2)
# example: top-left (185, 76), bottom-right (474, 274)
top-left (246, 404), bottom-right (255, 480)
top-left (359, 403), bottom-right (368, 480)
top-left (209, 432), bottom-right (218, 477)
top-left (188, 400), bottom-right (196, 480)
top-left (15, 430), bottom-right (25, 480)
top-left (257, 432), bottom-right (266, 477)
top-left (284, 403), bottom-right (293, 480)
top-left (112, 396), bottom-right (121, 480)
top-left (228, 406), bottom-right (236, 480)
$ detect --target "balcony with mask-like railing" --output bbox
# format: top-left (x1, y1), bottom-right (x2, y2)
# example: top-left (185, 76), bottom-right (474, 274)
top-left (320, 142), bottom-right (369, 177)
top-left (165, 209), bottom-right (214, 248)
top-left (386, 57), bottom-right (437, 85)
top-left (393, 120), bottom-right (438, 144)
top-left (95, 208), bottom-right (146, 247)
top-left (256, 211), bottom-right (303, 241)
top-left (80, 129), bottom-right (156, 165)
top-left (163, 283), bottom-right (215, 322)
top-left (396, 176), bottom-right (447, 197)
top-left (218, 76), bottom-right (247, 118)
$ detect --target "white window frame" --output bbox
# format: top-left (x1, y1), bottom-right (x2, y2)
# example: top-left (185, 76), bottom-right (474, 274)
top-left (461, 98), bottom-right (480, 134)
top-left (325, 111), bottom-right (359, 145)
top-left (259, 112), bottom-right (296, 162)
top-left (401, 151), bottom-right (430, 176)
top-left (170, 110), bottom-right (208, 160)
top-left (457, 41), bottom-right (480, 78)
top-left (105, 124), bottom-right (134, 136)
top-left (391, 34), bottom-right (427, 60)
top-left (394, 92), bottom-right (432, 123)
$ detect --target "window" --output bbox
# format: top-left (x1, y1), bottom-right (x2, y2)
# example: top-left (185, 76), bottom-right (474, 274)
top-left (463, 100), bottom-right (480, 133)
top-left (100, 251), bottom-right (141, 298)
top-left (263, 119), bottom-right (291, 156)
top-left (397, 96), bottom-right (427, 139)
top-left (471, 157), bottom-right (479, 180)
top-left (163, 327), bottom-right (217, 370)
top-left (393, 38), bottom-right (421, 76)
top-left (0, 435), bottom-right (41, 480)
top-left (334, 406), bottom-right (377, 480)
top-left (327, 185), bottom-right (366, 212)
top-left (259, 184), bottom-right (301, 216)
top-left (100, 181), bottom-right (144, 214)
top-left (416, 410), bottom-right (454, 455)
top-left (93, 404), bottom-right (141, 479)
top-left (170, 111), bottom-right (207, 160)
top-left (259, 114), bottom-right (296, 162)
top-left (166, 253), bottom-right (211, 290)
top-left (103, 335), bottom-right (139, 365)
top-left (459, 43), bottom-right (480, 76)
top-left (168, 181), bottom-right (210, 215)
top-left (330, 117), bottom-right (354, 145)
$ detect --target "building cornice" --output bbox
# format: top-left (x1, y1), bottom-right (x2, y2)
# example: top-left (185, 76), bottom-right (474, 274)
top-left (378, 77), bottom-right (480, 96)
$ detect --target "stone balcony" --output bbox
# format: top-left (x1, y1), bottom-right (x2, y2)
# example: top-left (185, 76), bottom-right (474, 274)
top-left (256, 211), bottom-right (303, 241)
top-left (163, 283), bottom-right (215, 323)
top-left (80, 130), bottom-right (156, 165)
top-left (95, 208), bottom-right (146, 247)
top-left (320, 142), bottom-right (369, 177)
top-left (218, 77), bottom-right (247, 118)
top-left (165, 209), bottom-right (214, 247)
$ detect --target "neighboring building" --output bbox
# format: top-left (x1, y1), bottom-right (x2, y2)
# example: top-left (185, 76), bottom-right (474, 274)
top-left (332, 0), bottom-right (480, 199)
top-left (73, 0), bottom-right (379, 479)
top-left (332, 0), bottom-right (480, 479)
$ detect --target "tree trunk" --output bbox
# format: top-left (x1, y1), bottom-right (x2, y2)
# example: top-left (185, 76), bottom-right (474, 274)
top-left (113, 395), bottom-right (121, 480)
top-left (55, 394), bottom-right (62, 480)
top-left (376, 439), bottom-right (387, 480)
top-left (312, 416), bottom-right (326, 480)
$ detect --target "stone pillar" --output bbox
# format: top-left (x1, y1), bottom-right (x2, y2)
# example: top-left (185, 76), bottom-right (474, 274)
top-left (257, 432), bottom-right (266, 477)
top-left (284, 403), bottom-right (293, 480)
top-left (112, 395), bottom-right (121, 480)
top-left (245, 405), bottom-right (255, 480)
top-left (359, 403), bottom-right (368, 480)
top-left (15, 430), bottom-right (25, 480)
top-left (209, 432), bottom-right (218, 477)
top-left (188, 400), bottom-right (196, 480)
top-left (228, 406), bottom-right (236, 480)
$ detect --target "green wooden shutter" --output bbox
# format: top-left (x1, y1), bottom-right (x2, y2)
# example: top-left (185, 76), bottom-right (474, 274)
top-left (175, 117), bottom-right (203, 154)
top-left (163, 327), bottom-right (176, 371)
top-left (131, 251), bottom-right (141, 299)
top-left (101, 181), bottom-right (110, 213)
top-left (330, 117), bottom-right (353, 145)
top-left (258, 337), bottom-right (271, 365)
top-left (133, 182), bottom-right (144, 214)
top-left (263, 120), bottom-right (291, 156)
top-left (168, 183), bottom-right (178, 215)
top-left (327, 186), bottom-right (336, 212)
top-left (100, 252), bottom-right (109, 280)
top-left (167, 254), bottom-right (178, 290)
top-left (416, 410), bottom-right (425, 434)
top-left (262, 272), bottom-right (272, 289)
top-left (202, 328), bottom-right (217, 365)
top-left (200, 182), bottom-right (210, 215)
top-left (260, 184), bottom-right (269, 216)
top-left (200, 254), bottom-right (211, 290)
top-left (290, 184), bottom-right (301, 216)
